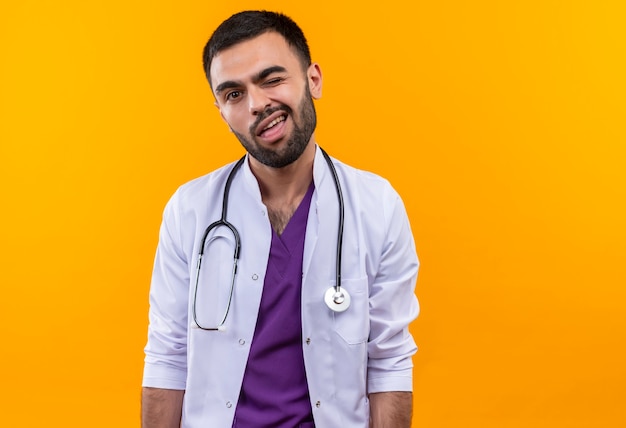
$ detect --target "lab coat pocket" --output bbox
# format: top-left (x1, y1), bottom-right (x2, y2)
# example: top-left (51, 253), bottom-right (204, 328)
top-left (333, 277), bottom-right (369, 345)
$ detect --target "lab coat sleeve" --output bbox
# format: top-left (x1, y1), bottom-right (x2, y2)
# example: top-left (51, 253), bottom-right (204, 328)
top-left (367, 187), bottom-right (419, 394)
top-left (142, 190), bottom-right (189, 390)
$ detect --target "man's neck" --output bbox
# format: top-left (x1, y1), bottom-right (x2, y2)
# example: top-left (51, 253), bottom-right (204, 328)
top-left (249, 141), bottom-right (315, 234)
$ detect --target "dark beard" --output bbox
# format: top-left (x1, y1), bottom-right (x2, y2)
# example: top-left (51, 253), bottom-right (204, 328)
top-left (232, 92), bottom-right (317, 168)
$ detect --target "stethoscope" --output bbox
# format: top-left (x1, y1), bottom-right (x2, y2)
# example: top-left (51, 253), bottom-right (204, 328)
top-left (192, 148), bottom-right (350, 331)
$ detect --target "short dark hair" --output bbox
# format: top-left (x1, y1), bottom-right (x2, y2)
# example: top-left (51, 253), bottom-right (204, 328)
top-left (202, 10), bottom-right (312, 86)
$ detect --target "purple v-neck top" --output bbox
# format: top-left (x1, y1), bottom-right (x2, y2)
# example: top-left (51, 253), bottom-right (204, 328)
top-left (233, 182), bottom-right (316, 428)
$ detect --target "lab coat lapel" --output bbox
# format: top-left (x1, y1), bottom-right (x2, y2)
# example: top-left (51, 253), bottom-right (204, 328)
top-left (302, 147), bottom-right (340, 302)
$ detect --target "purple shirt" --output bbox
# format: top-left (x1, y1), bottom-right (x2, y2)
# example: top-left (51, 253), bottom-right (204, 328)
top-left (233, 183), bottom-right (315, 428)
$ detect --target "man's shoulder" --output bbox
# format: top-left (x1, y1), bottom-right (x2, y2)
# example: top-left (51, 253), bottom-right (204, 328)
top-left (333, 158), bottom-right (396, 197)
top-left (163, 159), bottom-right (242, 213)
top-left (174, 160), bottom-right (239, 198)
top-left (338, 161), bottom-right (389, 182)
top-left (330, 158), bottom-right (406, 227)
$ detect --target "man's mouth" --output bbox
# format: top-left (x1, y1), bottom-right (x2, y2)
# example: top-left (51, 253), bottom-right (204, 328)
top-left (259, 114), bottom-right (287, 136)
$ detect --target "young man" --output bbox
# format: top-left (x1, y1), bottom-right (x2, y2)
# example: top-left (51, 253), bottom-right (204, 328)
top-left (142, 10), bottom-right (419, 428)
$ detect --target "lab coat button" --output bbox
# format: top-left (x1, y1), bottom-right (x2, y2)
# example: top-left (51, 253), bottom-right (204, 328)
top-left (252, 273), bottom-right (259, 281)
top-left (305, 338), bottom-right (311, 345)
top-left (315, 401), bottom-right (321, 408)
top-left (226, 401), bottom-right (233, 408)
top-left (239, 339), bottom-right (246, 345)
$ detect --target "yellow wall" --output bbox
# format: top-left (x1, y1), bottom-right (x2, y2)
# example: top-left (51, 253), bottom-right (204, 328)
top-left (1, 1), bottom-right (624, 426)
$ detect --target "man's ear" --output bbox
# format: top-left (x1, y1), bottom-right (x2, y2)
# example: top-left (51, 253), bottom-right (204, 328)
top-left (307, 63), bottom-right (323, 99)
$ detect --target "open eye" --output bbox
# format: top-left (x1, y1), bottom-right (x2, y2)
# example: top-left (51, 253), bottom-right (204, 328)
top-left (225, 90), bottom-right (242, 102)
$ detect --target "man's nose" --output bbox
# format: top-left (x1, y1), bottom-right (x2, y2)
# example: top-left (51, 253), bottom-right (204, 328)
top-left (248, 87), bottom-right (271, 116)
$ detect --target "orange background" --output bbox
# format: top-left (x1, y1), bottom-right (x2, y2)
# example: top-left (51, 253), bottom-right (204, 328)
top-left (1, 1), bottom-right (625, 426)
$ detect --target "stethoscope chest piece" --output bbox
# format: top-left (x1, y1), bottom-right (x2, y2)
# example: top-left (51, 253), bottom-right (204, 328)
top-left (324, 286), bottom-right (351, 312)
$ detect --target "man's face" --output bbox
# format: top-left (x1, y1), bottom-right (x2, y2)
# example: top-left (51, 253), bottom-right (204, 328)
top-left (210, 31), bottom-right (322, 168)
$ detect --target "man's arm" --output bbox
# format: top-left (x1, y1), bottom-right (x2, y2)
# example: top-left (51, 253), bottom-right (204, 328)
top-left (141, 387), bottom-right (184, 428)
top-left (369, 391), bottom-right (413, 428)
top-left (366, 184), bottom-right (419, 426)
top-left (143, 192), bottom-right (189, 426)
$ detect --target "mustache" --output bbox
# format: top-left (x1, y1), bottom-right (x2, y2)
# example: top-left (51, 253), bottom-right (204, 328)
top-left (250, 104), bottom-right (293, 134)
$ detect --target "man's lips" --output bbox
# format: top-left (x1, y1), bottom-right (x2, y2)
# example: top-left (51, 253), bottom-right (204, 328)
top-left (256, 111), bottom-right (288, 137)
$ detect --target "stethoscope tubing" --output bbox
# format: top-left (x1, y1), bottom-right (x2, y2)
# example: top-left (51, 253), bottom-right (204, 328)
top-left (192, 148), bottom-right (346, 331)
top-left (192, 156), bottom-right (245, 331)
top-left (320, 148), bottom-right (345, 294)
